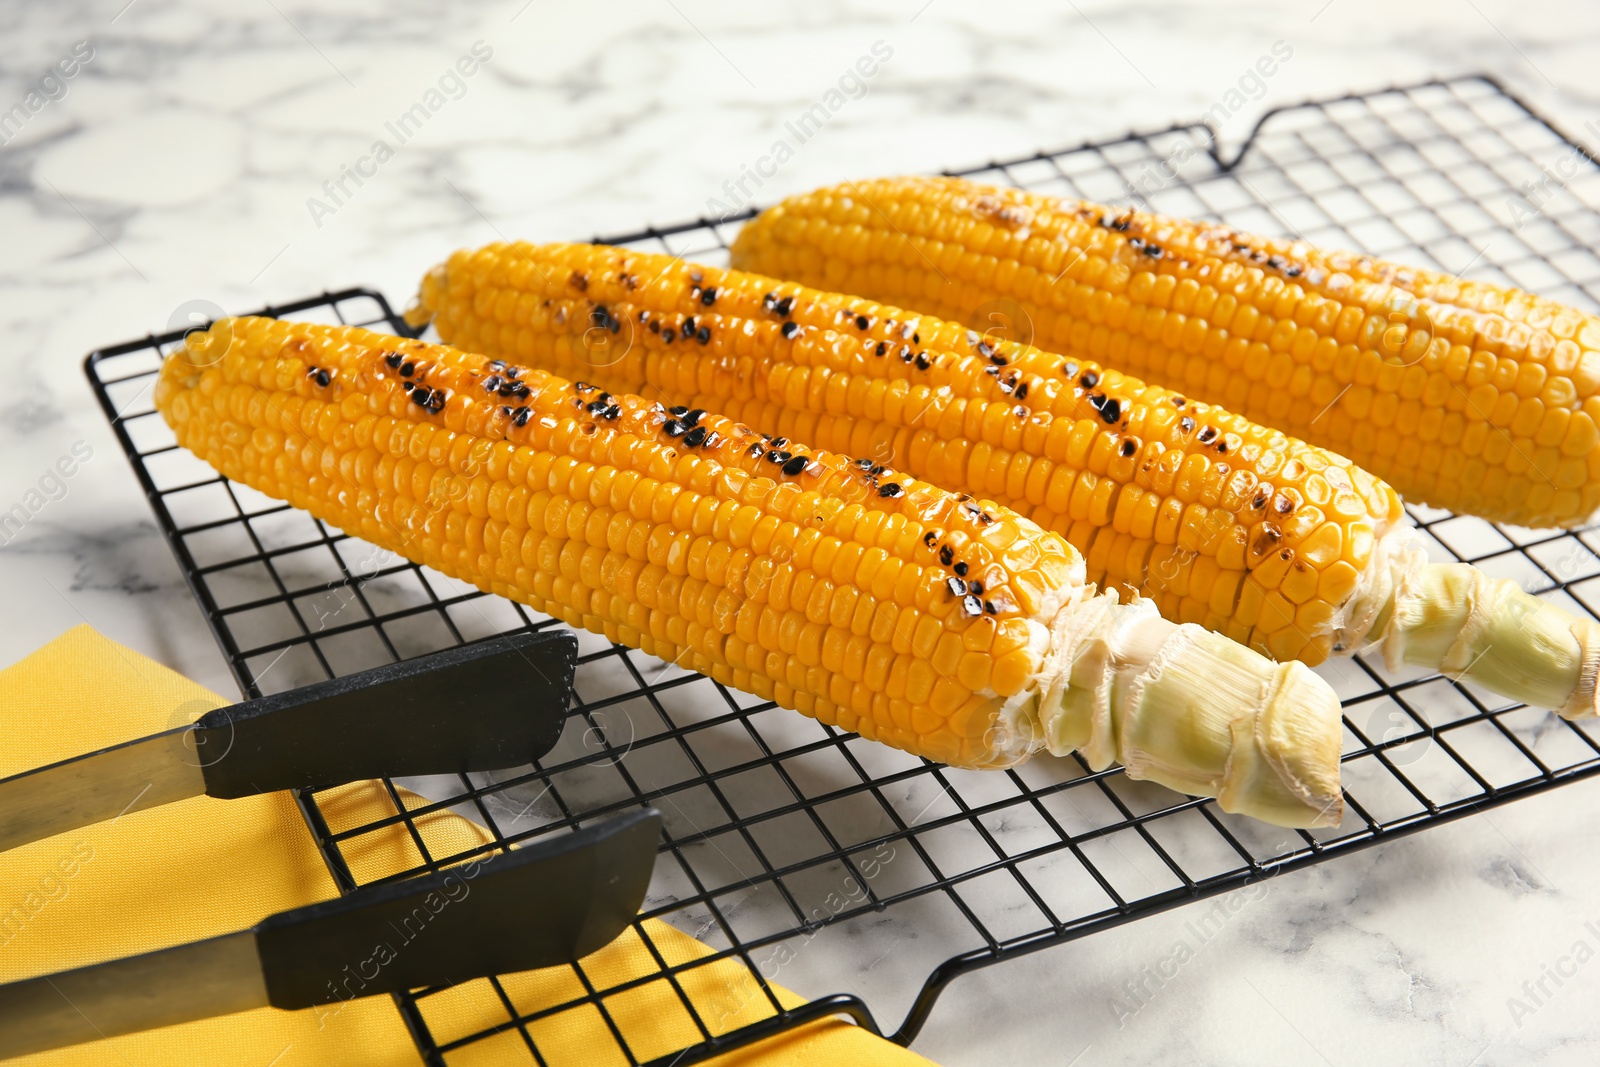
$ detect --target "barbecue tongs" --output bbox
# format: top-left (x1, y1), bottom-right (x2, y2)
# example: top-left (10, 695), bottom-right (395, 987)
top-left (0, 630), bottom-right (579, 852)
top-left (0, 809), bottom-right (661, 1057)
top-left (0, 629), bottom-right (663, 1056)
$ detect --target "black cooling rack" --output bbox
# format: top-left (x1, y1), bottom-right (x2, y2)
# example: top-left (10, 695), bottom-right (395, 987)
top-left (84, 75), bottom-right (1600, 1066)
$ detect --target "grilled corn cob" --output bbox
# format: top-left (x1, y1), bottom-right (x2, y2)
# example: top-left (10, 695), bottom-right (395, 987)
top-left (155, 317), bottom-right (1344, 827)
top-left (729, 176), bottom-right (1600, 529)
top-left (409, 242), bottom-right (1600, 722)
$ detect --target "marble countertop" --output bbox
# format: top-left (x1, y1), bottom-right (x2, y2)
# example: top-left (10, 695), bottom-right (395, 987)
top-left (6, 1), bottom-right (1600, 1063)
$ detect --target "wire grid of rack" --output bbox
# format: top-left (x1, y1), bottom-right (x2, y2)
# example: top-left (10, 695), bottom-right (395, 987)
top-left (85, 75), bottom-right (1600, 1065)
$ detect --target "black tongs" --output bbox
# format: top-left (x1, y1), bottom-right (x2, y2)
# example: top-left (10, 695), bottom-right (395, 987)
top-left (0, 630), bottom-right (579, 853)
top-left (0, 809), bottom-right (662, 1058)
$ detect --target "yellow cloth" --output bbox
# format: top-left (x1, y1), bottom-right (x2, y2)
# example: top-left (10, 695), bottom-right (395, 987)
top-left (0, 626), bottom-right (935, 1066)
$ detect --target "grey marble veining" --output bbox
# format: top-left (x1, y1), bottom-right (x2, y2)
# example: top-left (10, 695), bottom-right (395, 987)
top-left (6, 2), bottom-right (1600, 1064)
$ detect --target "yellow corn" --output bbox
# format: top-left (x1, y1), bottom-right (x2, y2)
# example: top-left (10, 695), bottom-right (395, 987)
top-left (730, 176), bottom-right (1600, 529)
top-left (410, 242), bottom-right (1600, 723)
top-left (156, 316), bottom-right (1345, 827)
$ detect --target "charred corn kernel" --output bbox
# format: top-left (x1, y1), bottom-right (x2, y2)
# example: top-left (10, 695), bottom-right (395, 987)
top-left (411, 244), bottom-right (1600, 726)
top-left (156, 317), bottom-right (1349, 828)
top-left (731, 176), bottom-right (1600, 529)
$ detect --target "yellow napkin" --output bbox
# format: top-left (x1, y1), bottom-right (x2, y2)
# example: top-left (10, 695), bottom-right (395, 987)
top-left (0, 626), bottom-right (936, 1066)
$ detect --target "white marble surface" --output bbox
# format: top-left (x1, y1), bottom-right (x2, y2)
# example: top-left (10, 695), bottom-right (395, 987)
top-left (6, 1), bottom-right (1600, 1064)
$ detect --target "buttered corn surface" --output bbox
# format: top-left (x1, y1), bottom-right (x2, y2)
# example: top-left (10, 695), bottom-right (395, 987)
top-left (416, 242), bottom-right (1404, 666)
top-left (153, 317), bottom-right (1349, 827)
top-left (731, 176), bottom-right (1600, 529)
top-left (411, 242), bottom-right (1600, 725)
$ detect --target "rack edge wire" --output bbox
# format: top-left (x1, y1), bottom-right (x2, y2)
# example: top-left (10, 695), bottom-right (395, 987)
top-left (79, 74), bottom-right (1600, 1063)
